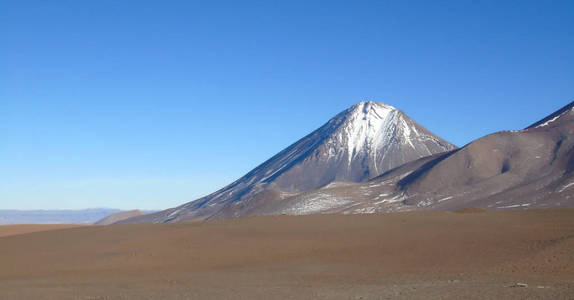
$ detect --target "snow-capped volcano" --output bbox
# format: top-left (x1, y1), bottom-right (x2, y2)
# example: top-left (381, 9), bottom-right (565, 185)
top-left (120, 101), bottom-right (456, 223)
top-left (318, 101), bottom-right (455, 177)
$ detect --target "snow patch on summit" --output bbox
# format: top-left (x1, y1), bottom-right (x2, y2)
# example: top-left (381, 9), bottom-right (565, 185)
top-left (321, 101), bottom-right (452, 173)
top-left (338, 102), bottom-right (397, 166)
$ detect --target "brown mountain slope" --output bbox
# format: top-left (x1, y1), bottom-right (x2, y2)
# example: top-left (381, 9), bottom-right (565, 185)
top-left (94, 210), bottom-right (145, 225)
top-left (396, 100), bottom-right (574, 210)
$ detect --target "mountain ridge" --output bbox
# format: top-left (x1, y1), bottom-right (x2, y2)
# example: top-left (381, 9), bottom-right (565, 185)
top-left (119, 101), bottom-right (457, 223)
top-left (230, 100), bottom-right (574, 217)
top-left (201, 100), bottom-right (574, 220)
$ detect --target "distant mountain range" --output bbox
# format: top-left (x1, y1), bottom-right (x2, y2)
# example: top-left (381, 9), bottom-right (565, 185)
top-left (0, 209), bottom-right (122, 225)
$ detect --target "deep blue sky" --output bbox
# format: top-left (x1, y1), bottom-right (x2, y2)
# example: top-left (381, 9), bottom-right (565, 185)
top-left (1, 0), bottom-right (573, 210)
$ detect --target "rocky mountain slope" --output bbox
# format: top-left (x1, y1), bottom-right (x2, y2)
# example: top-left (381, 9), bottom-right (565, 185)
top-left (120, 101), bottom-right (456, 223)
top-left (395, 100), bottom-right (574, 210)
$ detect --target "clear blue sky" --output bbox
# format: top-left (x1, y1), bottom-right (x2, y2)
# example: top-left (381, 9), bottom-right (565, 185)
top-left (1, 0), bottom-right (573, 210)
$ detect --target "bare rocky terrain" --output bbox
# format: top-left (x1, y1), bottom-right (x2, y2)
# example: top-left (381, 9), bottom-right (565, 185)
top-left (1, 209), bottom-right (573, 299)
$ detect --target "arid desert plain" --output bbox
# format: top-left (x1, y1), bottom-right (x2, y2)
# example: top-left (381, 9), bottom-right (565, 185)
top-left (0, 209), bottom-right (573, 299)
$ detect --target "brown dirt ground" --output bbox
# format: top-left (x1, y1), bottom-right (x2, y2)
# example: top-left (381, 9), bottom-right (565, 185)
top-left (0, 209), bottom-right (573, 299)
top-left (0, 224), bottom-right (82, 238)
